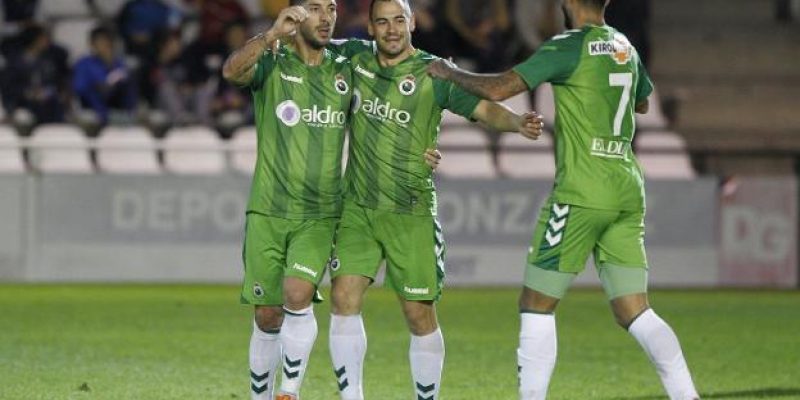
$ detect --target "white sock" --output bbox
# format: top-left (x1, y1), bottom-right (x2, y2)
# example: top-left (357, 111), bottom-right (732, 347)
top-left (517, 313), bottom-right (557, 400)
top-left (278, 305), bottom-right (318, 396)
top-left (628, 309), bottom-right (699, 400)
top-left (409, 328), bottom-right (444, 400)
top-left (249, 321), bottom-right (281, 400)
top-left (329, 314), bottom-right (367, 400)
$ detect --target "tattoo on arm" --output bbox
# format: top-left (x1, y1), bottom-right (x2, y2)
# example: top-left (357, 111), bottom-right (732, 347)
top-left (222, 32), bottom-right (275, 86)
top-left (448, 69), bottom-right (528, 102)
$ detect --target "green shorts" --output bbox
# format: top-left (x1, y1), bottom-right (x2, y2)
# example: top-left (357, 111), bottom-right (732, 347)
top-left (240, 212), bottom-right (337, 306)
top-left (525, 197), bottom-right (648, 300)
top-left (330, 201), bottom-right (445, 301)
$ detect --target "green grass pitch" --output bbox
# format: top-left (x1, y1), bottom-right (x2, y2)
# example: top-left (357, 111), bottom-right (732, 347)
top-left (1, 285), bottom-right (798, 399)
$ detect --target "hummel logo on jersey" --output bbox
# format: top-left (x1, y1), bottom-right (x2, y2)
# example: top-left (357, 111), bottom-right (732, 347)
top-left (404, 286), bottom-right (430, 295)
top-left (292, 263), bottom-right (318, 278)
top-left (355, 64), bottom-right (375, 79)
top-left (280, 72), bottom-right (303, 84)
top-left (588, 33), bottom-right (632, 64)
top-left (544, 204), bottom-right (569, 247)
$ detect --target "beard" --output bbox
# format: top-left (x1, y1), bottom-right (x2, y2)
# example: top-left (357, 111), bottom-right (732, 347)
top-left (299, 24), bottom-right (330, 49)
top-left (377, 36), bottom-right (407, 57)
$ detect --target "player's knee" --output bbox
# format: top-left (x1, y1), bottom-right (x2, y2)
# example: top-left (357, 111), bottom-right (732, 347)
top-left (403, 301), bottom-right (437, 335)
top-left (254, 306), bottom-right (283, 331)
top-left (282, 277), bottom-right (315, 310)
top-left (610, 293), bottom-right (649, 328)
top-left (330, 279), bottom-right (363, 315)
top-left (518, 287), bottom-right (559, 313)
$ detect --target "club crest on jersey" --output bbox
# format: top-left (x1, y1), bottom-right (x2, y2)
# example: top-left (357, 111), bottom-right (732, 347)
top-left (275, 100), bottom-right (301, 127)
top-left (334, 74), bottom-right (349, 95)
top-left (253, 283), bottom-right (264, 298)
top-left (328, 257), bottom-right (340, 272)
top-left (588, 33), bottom-right (632, 65)
top-left (399, 75), bottom-right (416, 96)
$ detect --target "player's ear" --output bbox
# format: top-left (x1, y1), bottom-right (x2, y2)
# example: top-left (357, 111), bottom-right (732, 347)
top-left (367, 18), bottom-right (374, 37)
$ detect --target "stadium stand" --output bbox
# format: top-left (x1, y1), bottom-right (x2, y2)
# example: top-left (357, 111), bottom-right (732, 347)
top-left (93, 0), bottom-right (128, 18)
top-left (651, 0), bottom-right (800, 175)
top-left (636, 131), bottom-right (696, 180)
top-left (0, 125), bottom-right (25, 173)
top-left (437, 127), bottom-right (498, 178)
top-left (38, 0), bottom-right (92, 19)
top-left (96, 125), bottom-right (161, 174)
top-left (28, 123), bottom-right (93, 173)
top-left (229, 125), bottom-right (256, 175)
top-left (499, 131), bottom-right (556, 179)
top-left (162, 125), bottom-right (226, 175)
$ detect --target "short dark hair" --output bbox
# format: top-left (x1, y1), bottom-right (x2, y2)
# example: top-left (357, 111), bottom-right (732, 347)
top-left (369, 0), bottom-right (412, 20)
top-left (89, 26), bottom-right (113, 43)
top-left (20, 24), bottom-right (46, 49)
top-left (289, 0), bottom-right (305, 6)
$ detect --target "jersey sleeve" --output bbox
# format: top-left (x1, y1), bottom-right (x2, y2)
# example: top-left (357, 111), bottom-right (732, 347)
top-left (250, 51), bottom-right (275, 90)
top-left (634, 57), bottom-right (654, 104)
top-left (512, 31), bottom-right (583, 89)
top-left (433, 77), bottom-right (481, 119)
top-left (328, 38), bottom-right (373, 58)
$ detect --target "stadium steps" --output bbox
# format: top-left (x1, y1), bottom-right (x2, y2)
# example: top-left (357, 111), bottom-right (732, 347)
top-left (650, 0), bottom-right (800, 175)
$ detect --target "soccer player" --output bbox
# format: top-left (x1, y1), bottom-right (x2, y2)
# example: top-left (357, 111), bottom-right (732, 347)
top-left (427, 1), bottom-right (701, 399)
top-left (317, 1), bottom-right (544, 399)
top-left (222, 2), bottom-right (350, 399)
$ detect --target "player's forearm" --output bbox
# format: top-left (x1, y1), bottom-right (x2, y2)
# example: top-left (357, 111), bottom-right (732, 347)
top-left (446, 68), bottom-right (515, 102)
top-left (222, 30), bottom-right (278, 86)
top-left (478, 102), bottom-right (522, 133)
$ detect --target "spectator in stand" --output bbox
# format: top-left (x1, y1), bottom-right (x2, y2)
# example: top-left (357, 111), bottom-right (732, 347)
top-left (338, 0), bottom-right (370, 38)
top-left (605, 0), bottom-right (650, 66)
top-left (442, 0), bottom-right (512, 72)
top-left (194, 0), bottom-right (248, 48)
top-left (207, 21), bottom-right (251, 129)
top-left (180, 20), bottom-right (250, 130)
top-left (147, 31), bottom-right (201, 124)
top-left (117, 0), bottom-right (182, 61)
top-left (409, 0), bottom-right (443, 55)
top-left (1, 25), bottom-right (70, 124)
top-left (442, 0), bottom-right (513, 176)
top-left (73, 27), bottom-right (137, 125)
top-left (512, 0), bottom-right (563, 116)
top-left (0, 0), bottom-right (40, 58)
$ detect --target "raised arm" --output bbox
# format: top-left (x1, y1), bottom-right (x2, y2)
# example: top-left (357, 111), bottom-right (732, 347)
top-left (222, 6), bottom-right (308, 86)
top-left (472, 100), bottom-right (544, 140)
top-left (428, 59), bottom-right (528, 102)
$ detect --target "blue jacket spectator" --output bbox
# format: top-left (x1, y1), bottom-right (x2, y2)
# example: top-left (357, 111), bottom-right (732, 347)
top-left (73, 27), bottom-right (137, 124)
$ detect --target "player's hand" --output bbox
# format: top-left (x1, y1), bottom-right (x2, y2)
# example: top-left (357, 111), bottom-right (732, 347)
top-left (519, 111), bottom-right (544, 140)
top-left (269, 6), bottom-right (308, 38)
top-left (424, 148), bottom-right (442, 170)
top-left (427, 58), bottom-right (457, 80)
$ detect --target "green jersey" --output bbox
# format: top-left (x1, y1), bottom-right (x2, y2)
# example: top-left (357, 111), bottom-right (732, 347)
top-left (247, 44), bottom-right (353, 219)
top-left (513, 25), bottom-right (654, 211)
top-left (331, 40), bottom-right (481, 216)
